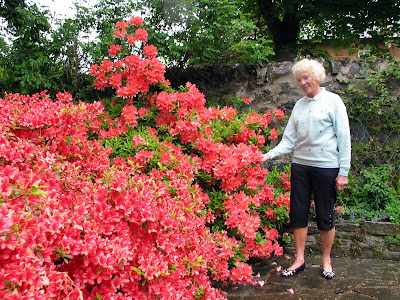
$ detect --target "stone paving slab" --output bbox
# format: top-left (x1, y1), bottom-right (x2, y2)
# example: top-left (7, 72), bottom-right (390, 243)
top-left (219, 256), bottom-right (400, 300)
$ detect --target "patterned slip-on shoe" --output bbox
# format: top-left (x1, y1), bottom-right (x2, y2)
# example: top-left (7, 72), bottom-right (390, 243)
top-left (281, 262), bottom-right (306, 277)
top-left (322, 269), bottom-right (335, 279)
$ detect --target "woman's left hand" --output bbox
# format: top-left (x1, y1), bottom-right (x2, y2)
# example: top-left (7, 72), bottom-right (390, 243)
top-left (336, 175), bottom-right (348, 191)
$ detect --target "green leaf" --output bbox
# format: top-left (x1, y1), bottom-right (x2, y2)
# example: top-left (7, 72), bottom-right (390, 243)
top-left (37, 252), bottom-right (44, 260)
top-left (132, 267), bottom-right (143, 275)
top-left (5, 233), bottom-right (12, 241)
top-left (4, 280), bottom-right (12, 286)
top-left (30, 186), bottom-right (48, 195)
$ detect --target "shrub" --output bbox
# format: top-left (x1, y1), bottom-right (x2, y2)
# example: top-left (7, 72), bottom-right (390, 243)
top-left (337, 164), bottom-right (400, 223)
top-left (0, 17), bottom-right (289, 299)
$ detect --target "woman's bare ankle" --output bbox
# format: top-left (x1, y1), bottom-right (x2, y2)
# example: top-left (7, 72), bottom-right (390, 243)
top-left (288, 258), bottom-right (305, 271)
top-left (322, 258), bottom-right (333, 272)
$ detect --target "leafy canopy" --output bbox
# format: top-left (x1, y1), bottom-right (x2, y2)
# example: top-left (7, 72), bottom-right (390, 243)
top-left (136, 0), bottom-right (274, 68)
top-left (251, 0), bottom-right (400, 58)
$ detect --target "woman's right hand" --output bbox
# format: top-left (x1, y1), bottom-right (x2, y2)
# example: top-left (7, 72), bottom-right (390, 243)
top-left (262, 154), bottom-right (271, 162)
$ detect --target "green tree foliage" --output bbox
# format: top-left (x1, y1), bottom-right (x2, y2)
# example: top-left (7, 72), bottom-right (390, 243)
top-left (2, 0), bottom-right (400, 98)
top-left (0, 0), bottom-right (140, 98)
top-left (73, 0), bottom-right (137, 65)
top-left (54, 0), bottom-right (138, 99)
top-left (0, 1), bottom-right (55, 93)
top-left (0, 0), bottom-right (94, 97)
top-left (137, 0), bottom-right (274, 69)
top-left (1, 0), bottom-right (274, 97)
top-left (0, 0), bottom-right (27, 31)
top-left (251, 0), bottom-right (400, 59)
top-left (135, 0), bottom-right (400, 63)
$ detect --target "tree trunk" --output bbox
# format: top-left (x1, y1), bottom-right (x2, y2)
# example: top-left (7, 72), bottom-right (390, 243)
top-left (257, 0), bottom-right (301, 61)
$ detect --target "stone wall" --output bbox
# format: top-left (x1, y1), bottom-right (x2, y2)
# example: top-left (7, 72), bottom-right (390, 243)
top-left (283, 221), bottom-right (400, 260)
top-left (168, 58), bottom-right (400, 166)
top-left (169, 58), bottom-right (400, 115)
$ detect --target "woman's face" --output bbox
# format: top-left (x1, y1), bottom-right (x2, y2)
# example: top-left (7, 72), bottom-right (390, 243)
top-left (296, 71), bottom-right (321, 98)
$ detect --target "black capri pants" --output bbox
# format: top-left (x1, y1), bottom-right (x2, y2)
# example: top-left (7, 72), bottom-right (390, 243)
top-left (290, 163), bottom-right (339, 231)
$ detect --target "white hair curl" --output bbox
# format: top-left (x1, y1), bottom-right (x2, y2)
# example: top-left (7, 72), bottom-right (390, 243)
top-left (292, 59), bottom-right (326, 84)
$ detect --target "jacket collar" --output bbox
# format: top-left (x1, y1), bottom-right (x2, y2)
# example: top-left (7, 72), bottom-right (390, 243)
top-left (307, 87), bottom-right (325, 102)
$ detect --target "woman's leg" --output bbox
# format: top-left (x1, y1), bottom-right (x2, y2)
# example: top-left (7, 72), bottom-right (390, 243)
top-left (287, 164), bottom-right (312, 271)
top-left (289, 227), bottom-right (308, 270)
top-left (311, 167), bottom-right (339, 273)
top-left (320, 228), bottom-right (335, 272)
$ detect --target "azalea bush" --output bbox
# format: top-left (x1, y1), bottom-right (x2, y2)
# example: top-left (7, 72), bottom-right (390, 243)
top-left (0, 16), bottom-right (290, 299)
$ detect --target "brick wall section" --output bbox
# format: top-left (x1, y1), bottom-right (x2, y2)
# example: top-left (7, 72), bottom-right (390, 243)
top-left (317, 43), bottom-right (400, 59)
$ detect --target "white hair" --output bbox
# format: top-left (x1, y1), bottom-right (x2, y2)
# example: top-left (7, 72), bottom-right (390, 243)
top-left (292, 59), bottom-right (326, 84)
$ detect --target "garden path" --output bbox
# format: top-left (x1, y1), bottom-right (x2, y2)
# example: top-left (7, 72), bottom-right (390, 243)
top-left (220, 256), bottom-right (400, 299)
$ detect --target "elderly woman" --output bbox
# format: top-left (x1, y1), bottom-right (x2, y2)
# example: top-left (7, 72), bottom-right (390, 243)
top-left (263, 58), bottom-right (351, 279)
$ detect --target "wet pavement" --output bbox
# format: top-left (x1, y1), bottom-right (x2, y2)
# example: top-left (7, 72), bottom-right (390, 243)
top-left (220, 256), bottom-right (400, 299)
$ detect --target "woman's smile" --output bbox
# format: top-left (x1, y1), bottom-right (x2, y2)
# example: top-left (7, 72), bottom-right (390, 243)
top-left (296, 71), bottom-right (321, 98)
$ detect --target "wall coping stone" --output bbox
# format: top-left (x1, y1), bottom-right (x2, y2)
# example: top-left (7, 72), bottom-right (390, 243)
top-left (283, 221), bottom-right (400, 260)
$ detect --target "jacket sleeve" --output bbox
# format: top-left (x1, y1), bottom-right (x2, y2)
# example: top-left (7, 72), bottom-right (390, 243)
top-left (334, 98), bottom-right (351, 176)
top-left (266, 109), bottom-right (297, 159)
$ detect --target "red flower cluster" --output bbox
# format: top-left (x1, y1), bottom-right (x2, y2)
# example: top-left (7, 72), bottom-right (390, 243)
top-left (91, 20), bottom-right (166, 99)
top-left (281, 172), bottom-right (291, 191)
top-left (1, 17), bottom-right (290, 299)
top-left (0, 92), bottom-right (231, 299)
top-left (273, 108), bottom-right (284, 120)
top-left (89, 17), bottom-right (291, 295)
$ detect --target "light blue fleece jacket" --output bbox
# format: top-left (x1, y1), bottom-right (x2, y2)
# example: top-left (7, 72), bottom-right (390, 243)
top-left (266, 88), bottom-right (351, 176)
